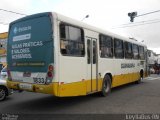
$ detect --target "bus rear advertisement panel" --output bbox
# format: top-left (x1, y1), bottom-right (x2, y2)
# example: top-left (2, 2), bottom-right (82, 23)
top-left (7, 12), bottom-right (54, 85)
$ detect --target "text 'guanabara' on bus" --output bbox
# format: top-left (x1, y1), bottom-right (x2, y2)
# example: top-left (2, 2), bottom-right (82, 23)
top-left (7, 12), bottom-right (148, 97)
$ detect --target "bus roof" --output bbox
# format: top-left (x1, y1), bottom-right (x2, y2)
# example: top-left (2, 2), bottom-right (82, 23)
top-left (9, 12), bottom-right (146, 47)
top-left (54, 12), bottom-right (146, 47)
top-left (9, 12), bottom-right (51, 26)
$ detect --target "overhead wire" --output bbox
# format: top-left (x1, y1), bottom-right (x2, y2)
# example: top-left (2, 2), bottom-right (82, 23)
top-left (0, 8), bottom-right (27, 25)
top-left (112, 9), bottom-right (160, 29)
top-left (0, 8), bottom-right (27, 16)
top-left (112, 20), bottom-right (160, 29)
top-left (112, 18), bottom-right (160, 29)
top-left (136, 9), bottom-right (160, 17)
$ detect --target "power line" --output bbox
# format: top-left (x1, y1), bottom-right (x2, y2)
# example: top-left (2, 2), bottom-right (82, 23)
top-left (119, 18), bottom-right (160, 27)
top-left (112, 18), bottom-right (160, 29)
top-left (0, 8), bottom-right (26, 16)
top-left (0, 8), bottom-right (27, 26)
top-left (112, 20), bottom-right (160, 29)
top-left (137, 10), bottom-right (160, 17)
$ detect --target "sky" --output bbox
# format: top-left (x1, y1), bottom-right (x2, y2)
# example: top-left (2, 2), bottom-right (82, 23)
top-left (0, 0), bottom-right (160, 54)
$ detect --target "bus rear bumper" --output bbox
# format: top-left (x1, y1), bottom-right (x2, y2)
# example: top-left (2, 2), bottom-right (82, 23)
top-left (7, 80), bottom-right (59, 96)
top-left (7, 80), bottom-right (91, 97)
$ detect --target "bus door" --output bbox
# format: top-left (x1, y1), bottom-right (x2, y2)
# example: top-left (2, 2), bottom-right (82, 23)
top-left (87, 38), bottom-right (98, 93)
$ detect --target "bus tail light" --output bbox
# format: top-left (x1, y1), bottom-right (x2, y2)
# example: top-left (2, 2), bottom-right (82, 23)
top-left (47, 65), bottom-right (54, 78)
top-left (46, 65), bottom-right (54, 84)
top-left (47, 71), bottom-right (53, 78)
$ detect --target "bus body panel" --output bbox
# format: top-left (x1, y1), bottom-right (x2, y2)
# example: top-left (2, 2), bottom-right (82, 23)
top-left (7, 12), bottom-right (148, 97)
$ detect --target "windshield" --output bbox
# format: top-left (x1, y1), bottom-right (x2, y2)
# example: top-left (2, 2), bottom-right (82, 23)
top-left (7, 12), bottom-right (54, 72)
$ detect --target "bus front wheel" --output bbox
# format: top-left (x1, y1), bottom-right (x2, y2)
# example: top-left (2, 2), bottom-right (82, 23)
top-left (101, 74), bottom-right (111, 97)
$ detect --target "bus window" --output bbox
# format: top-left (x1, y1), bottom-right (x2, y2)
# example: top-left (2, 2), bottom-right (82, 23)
top-left (99, 34), bottom-right (113, 58)
top-left (60, 23), bottom-right (84, 56)
top-left (132, 44), bottom-right (139, 59)
top-left (124, 42), bottom-right (132, 59)
top-left (139, 46), bottom-right (145, 60)
top-left (114, 38), bottom-right (124, 59)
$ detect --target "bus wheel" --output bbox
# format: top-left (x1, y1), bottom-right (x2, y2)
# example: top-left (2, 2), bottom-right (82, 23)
top-left (0, 87), bottom-right (7, 101)
top-left (136, 70), bottom-right (143, 84)
top-left (101, 74), bottom-right (111, 97)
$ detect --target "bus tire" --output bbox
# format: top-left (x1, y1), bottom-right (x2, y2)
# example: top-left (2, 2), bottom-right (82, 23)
top-left (0, 86), bottom-right (7, 101)
top-left (101, 74), bottom-right (111, 97)
top-left (136, 70), bottom-right (143, 84)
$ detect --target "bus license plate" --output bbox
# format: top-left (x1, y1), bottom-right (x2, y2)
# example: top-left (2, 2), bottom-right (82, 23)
top-left (19, 83), bottom-right (32, 90)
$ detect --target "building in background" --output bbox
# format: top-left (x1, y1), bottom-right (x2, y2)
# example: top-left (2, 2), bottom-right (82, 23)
top-left (0, 32), bottom-right (8, 70)
top-left (148, 49), bottom-right (160, 74)
top-left (148, 50), bottom-right (157, 67)
top-left (157, 54), bottom-right (160, 65)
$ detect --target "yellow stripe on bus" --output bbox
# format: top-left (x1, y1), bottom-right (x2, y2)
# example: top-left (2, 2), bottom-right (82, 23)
top-left (7, 72), bottom-right (141, 97)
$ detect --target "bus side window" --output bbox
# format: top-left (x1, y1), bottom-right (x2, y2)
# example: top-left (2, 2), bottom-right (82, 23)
top-left (114, 38), bottom-right (124, 59)
top-left (139, 46), bottom-right (145, 60)
top-left (99, 34), bottom-right (113, 58)
top-left (132, 44), bottom-right (139, 59)
top-left (124, 42), bottom-right (133, 59)
top-left (60, 23), bottom-right (85, 57)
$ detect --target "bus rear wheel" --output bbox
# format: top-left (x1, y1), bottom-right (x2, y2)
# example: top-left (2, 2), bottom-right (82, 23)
top-left (101, 74), bottom-right (111, 97)
top-left (136, 70), bottom-right (143, 84)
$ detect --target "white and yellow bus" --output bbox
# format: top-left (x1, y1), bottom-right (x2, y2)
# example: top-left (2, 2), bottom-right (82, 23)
top-left (7, 12), bottom-right (148, 97)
